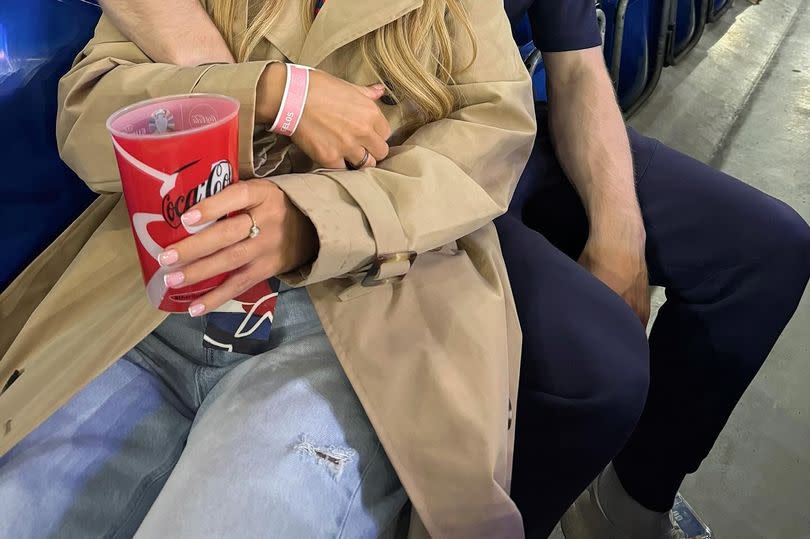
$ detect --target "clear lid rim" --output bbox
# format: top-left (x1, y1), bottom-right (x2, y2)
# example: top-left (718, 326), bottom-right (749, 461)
top-left (106, 93), bottom-right (240, 140)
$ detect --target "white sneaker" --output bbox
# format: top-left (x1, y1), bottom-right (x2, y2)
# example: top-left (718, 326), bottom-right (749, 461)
top-left (560, 464), bottom-right (686, 539)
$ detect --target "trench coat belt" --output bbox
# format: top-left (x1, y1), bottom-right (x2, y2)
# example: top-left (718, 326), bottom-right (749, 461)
top-left (324, 172), bottom-right (416, 286)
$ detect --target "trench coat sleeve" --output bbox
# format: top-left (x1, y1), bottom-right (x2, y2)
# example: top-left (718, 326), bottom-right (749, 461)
top-left (272, 0), bottom-right (536, 286)
top-left (55, 16), bottom-right (274, 194)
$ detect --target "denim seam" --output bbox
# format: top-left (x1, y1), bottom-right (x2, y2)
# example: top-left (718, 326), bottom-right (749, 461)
top-left (376, 494), bottom-right (410, 538)
top-left (192, 366), bottom-right (204, 409)
top-left (124, 352), bottom-right (196, 420)
top-left (107, 434), bottom-right (188, 539)
top-left (335, 440), bottom-right (383, 539)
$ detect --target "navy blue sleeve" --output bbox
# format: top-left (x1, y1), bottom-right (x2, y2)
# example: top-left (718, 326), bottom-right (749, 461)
top-left (526, 0), bottom-right (603, 53)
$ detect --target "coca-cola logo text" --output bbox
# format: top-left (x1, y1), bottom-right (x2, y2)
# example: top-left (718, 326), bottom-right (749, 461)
top-left (162, 160), bottom-right (232, 228)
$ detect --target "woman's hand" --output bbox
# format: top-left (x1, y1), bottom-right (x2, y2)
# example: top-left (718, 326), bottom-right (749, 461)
top-left (157, 180), bottom-right (318, 315)
top-left (257, 66), bottom-right (392, 169)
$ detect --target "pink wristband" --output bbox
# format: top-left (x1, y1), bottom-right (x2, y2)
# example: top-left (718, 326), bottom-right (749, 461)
top-left (269, 63), bottom-right (310, 137)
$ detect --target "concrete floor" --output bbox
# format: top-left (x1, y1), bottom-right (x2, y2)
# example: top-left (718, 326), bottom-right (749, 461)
top-left (551, 0), bottom-right (810, 537)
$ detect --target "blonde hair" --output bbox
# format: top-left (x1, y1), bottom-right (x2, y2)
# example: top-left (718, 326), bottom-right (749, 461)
top-left (211, 0), bottom-right (476, 124)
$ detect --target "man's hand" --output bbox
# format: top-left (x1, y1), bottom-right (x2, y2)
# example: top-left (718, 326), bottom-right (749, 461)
top-left (579, 221), bottom-right (651, 326)
top-left (543, 48), bottom-right (651, 325)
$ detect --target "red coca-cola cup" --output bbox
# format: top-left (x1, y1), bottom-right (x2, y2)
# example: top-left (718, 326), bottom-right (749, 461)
top-left (107, 94), bottom-right (240, 312)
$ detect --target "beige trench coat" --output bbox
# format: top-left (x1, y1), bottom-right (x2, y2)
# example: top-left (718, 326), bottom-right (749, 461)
top-left (0, 0), bottom-right (536, 536)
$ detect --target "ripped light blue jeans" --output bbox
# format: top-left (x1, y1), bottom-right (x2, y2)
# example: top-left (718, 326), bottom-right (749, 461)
top-left (0, 287), bottom-right (407, 538)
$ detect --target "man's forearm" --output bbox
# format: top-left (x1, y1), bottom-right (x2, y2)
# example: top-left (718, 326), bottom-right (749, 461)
top-left (544, 48), bottom-right (642, 235)
top-left (99, 0), bottom-right (235, 66)
top-left (98, 0), bottom-right (288, 122)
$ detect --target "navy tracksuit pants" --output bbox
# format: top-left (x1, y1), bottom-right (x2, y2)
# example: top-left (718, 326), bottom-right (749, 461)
top-left (499, 103), bottom-right (810, 538)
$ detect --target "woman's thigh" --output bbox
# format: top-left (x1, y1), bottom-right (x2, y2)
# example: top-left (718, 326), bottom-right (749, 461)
top-left (135, 289), bottom-right (408, 539)
top-left (0, 358), bottom-right (192, 539)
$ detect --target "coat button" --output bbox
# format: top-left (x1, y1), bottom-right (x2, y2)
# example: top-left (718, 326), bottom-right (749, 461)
top-left (508, 398), bottom-right (513, 430)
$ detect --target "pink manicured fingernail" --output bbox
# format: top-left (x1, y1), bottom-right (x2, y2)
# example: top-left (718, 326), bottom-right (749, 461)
top-left (158, 249), bottom-right (178, 266)
top-left (181, 210), bottom-right (202, 226)
top-left (188, 304), bottom-right (205, 317)
top-left (163, 271), bottom-right (185, 288)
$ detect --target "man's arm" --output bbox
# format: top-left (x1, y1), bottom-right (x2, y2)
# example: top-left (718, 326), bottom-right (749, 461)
top-left (543, 47), bottom-right (650, 324)
top-left (98, 0), bottom-right (235, 65)
top-left (544, 48), bottom-right (638, 228)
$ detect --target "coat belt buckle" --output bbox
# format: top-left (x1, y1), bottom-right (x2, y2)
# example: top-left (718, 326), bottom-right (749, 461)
top-left (361, 252), bottom-right (417, 287)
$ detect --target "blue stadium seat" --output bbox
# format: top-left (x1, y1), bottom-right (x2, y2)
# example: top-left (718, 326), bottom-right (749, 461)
top-left (672, 0), bottom-right (697, 54)
top-left (666, 0), bottom-right (707, 65)
top-left (600, 0), bottom-right (672, 115)
top-left (707, 0), bottom-right (733, 22)
top-left (512, 15), bottom-right (548, 102)
top-left (529, 53), bottom-right (548, 103)
top-left (0, 0), bottom-right (100, 289)
top-left (507, 1), bottom-right (672, 113)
